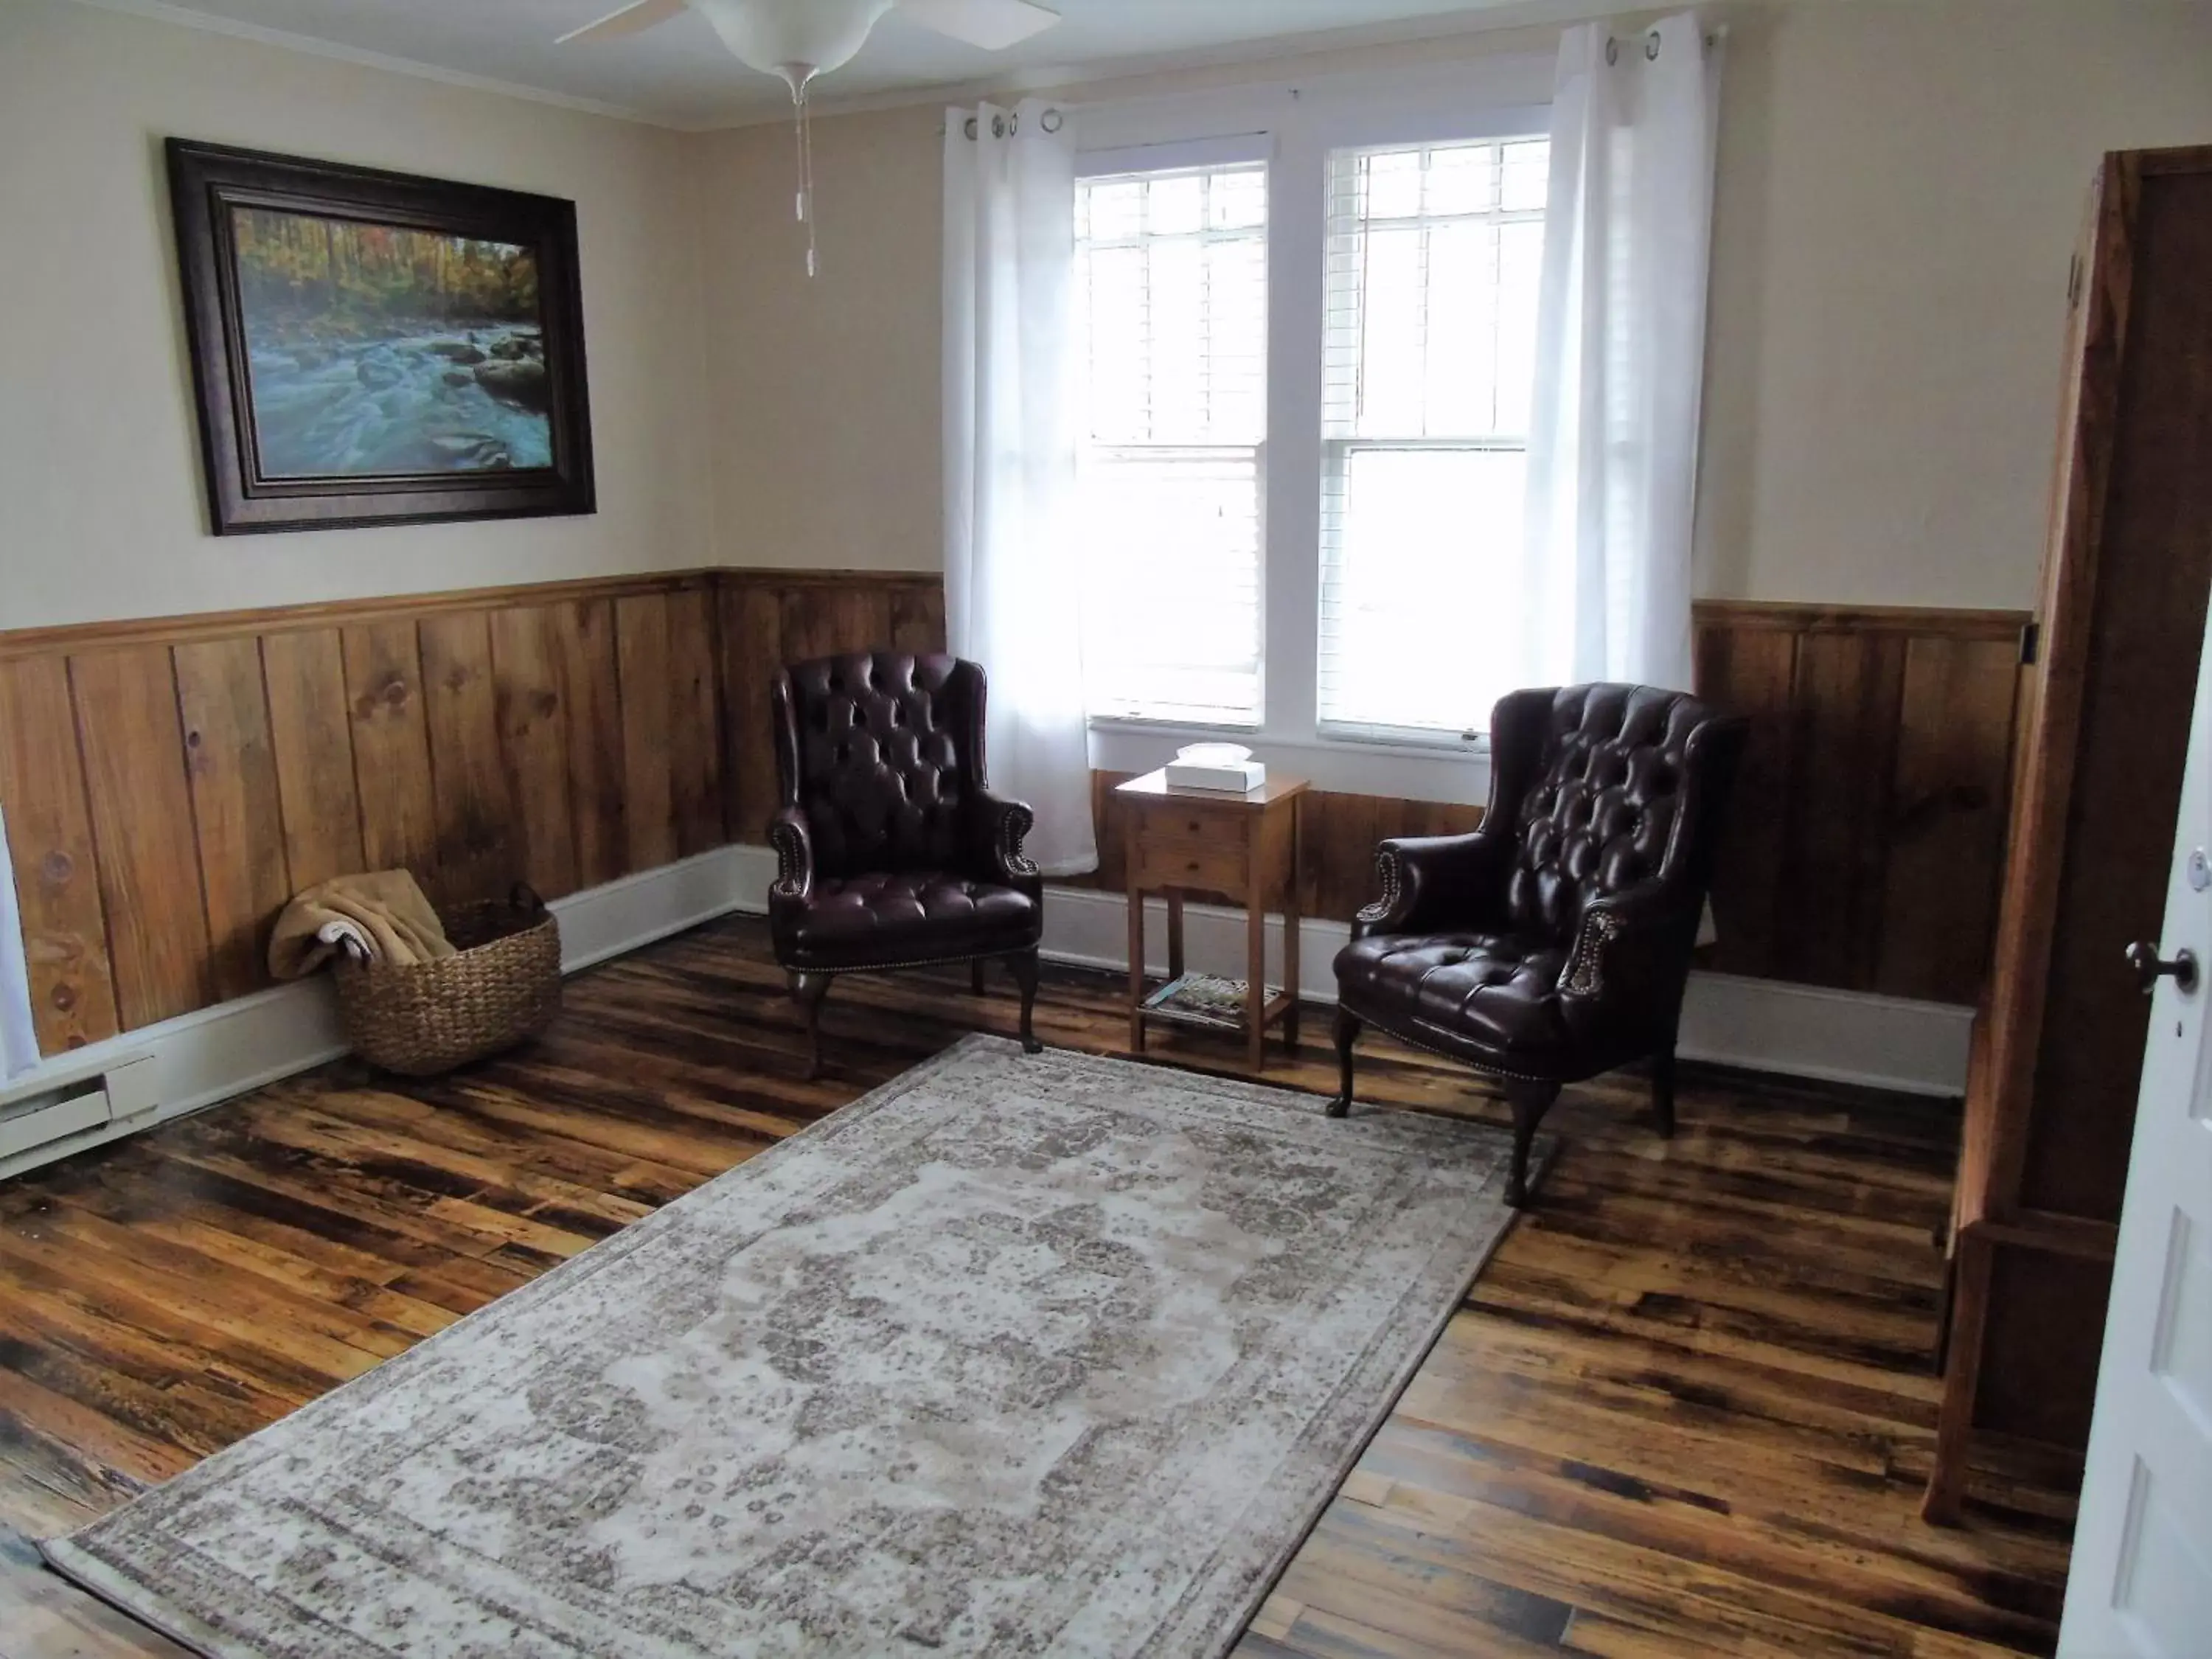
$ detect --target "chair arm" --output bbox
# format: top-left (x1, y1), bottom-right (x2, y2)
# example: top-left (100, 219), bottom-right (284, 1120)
top-left (971, 790), bottom-right (1040, 888)
top-left (768, 807), bottom-right (814, 908)
top-left (1557, 882), bottom-right (1700, 1004)
top-left (1352, 829), bottom-right (1513, 939)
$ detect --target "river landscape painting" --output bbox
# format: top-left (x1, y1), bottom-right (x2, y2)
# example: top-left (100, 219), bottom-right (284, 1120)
top-left (234, 207), bottom-right (552, 478)
top-left (168, 139), bottom-right (594, 533)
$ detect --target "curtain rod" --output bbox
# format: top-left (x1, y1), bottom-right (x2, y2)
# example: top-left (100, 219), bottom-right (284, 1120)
top-left (955, 107), bottom-right (1065, 139)
top-left (1607, 21), bottom-right (1728, 63)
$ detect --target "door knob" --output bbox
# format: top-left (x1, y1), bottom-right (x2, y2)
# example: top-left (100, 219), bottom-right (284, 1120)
top-left (2125, 941), bottom-right (2198, 993)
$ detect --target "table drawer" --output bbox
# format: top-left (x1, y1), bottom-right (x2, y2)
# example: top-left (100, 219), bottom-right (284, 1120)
top-left (1133, 826), bottom-right (1248, 893)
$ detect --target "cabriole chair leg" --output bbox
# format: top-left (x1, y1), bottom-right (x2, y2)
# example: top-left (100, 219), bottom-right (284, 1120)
top-left (1010, 950), bottom-right (1043, 1054)
top-left (1503, 1080), bottom-right (1560, 1208)
top-left (1652, 1040), bottom-right (1678, 1140)
top-left (971, 959), bottom-right (987, 996)
top-left (1327, 1007), bottom-right (1363, 1117)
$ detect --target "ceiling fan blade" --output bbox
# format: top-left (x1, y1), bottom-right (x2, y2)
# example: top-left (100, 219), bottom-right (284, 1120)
top-left (898, 0), bottom-right (1060, 52)
top-left (557, 0), bottom-right (689, 46)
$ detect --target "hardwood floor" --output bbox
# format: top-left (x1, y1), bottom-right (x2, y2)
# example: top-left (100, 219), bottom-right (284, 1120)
top-left (0, 917), bottom-right (2074, 1657)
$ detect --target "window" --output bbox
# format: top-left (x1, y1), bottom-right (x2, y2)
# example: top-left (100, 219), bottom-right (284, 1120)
top-left (1318, 138), bottom-right (1550, 741)
top-left (1074, 160), bottom-right (1267, 726)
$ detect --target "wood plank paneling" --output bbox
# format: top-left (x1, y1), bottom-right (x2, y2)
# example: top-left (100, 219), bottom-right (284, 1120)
top-left (0, 572), bottom-right (2025, 1059)
top-left (487, 608), bottom-right (580, 901)
top-left (340, 621), bottom-right (439, 886)
top-left (0, 655), bottom-right (119, 1051)
top-left (67, 648), bottom-right (210, 1028)
top-left (1778, 631), bottom-right (1909, 988)
top-left (418, 613), bottom-right (514, 906)
top-left (720, 583), bottom-right (782, 844)
top-left (1877, 638), bottom-right (2025, 1003)
top-left (1696, 601), bottom-right (2028, 1007)
top-left (665, 588), bottom-right (723, 858)
top-left (260, 630), bottom-right (365, 894)
top-left (613, 593), bottom-right (675, 872)
top-left (552, 601), bottom-right (625, 890)
top-left (1693, 623), bottom-right (1801, 980)
top-left (173, 639), bottom-right (288, 1001)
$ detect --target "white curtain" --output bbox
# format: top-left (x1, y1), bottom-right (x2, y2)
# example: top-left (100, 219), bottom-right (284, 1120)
top-left (942, 99), bottom-right (1096, 877)
top-left (0, 807), bottom-right (41, 1080)
top-left (1521, 13), bottom-right (1722, 692)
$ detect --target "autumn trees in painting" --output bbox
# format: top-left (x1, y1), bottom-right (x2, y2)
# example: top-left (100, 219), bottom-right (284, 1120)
top-left (233, 209), bottom-right (541, 332)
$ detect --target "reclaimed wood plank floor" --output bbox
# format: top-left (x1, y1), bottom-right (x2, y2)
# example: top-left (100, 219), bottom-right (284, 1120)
top-left (0, 916), bottom-right (2074, 1657)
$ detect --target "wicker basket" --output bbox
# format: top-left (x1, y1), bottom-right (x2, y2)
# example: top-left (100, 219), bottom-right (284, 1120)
top-left (333, 884), bottom-right (561, 1077)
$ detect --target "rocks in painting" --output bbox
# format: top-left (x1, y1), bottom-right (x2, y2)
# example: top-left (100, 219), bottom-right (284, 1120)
top-left (355, 354), bottom-right (404, 390)
top-left (427, 432), bottom-right (512, 470)
top-left (442, 369), bottom-right (474, 389)
top-left (473, 358), bottom-right (549, 413)
top-left (487, 332), bottom-right (544, 362)
top-left (429, 340), bottom-right (489, 365)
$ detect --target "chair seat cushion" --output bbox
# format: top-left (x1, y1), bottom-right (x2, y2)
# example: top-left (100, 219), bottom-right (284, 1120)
top-left (1334, 931), bottom-right (1575, 1065)
top-left (776, 870), bottom-right (1040, 971)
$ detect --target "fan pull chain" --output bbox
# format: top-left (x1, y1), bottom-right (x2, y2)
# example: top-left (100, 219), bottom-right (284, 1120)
top-left (790, 80), bottom-right (818, 279)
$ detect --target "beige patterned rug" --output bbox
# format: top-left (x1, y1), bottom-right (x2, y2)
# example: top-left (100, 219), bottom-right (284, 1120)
top-left (46, 1035), bottom-right (1538, 1658)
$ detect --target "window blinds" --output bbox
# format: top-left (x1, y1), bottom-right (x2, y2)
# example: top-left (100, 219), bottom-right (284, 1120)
top-left (1317, 138), bottom-right (1548, 741)
top-left (1074, 162), bottom-right (1267, 726)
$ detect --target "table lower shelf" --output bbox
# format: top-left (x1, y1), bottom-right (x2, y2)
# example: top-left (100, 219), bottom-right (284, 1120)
top-left (1135, 972), bottom-right (1297, 1035)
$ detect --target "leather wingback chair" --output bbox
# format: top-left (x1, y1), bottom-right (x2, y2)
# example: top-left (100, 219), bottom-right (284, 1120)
top-left (1330, 684), bottom-right (1747, 1206)
top-left (768, 653), bottom-right (1044, 1076)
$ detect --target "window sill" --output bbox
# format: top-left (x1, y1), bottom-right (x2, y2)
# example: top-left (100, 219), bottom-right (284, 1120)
top-left (1086, 719), bottom-right (1489, 805)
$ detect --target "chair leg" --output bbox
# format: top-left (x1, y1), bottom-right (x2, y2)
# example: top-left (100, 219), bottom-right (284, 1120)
top-left (1502, 1081), bottom-right (1559, 1209)
top-left (970, 959), bottom-right (987, 996)
top-left (790, 972), bottom-right (831, 1080)
top-left (1327, 1007), bottom-right (1362, 1117)
top-left (1652, 1040), bottom-right (1677, 1140)
top-left (1009, 949), bottom-right (1042, 1054)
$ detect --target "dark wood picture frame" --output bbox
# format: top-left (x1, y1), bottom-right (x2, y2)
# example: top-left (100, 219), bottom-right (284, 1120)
top-left (166, 139), bottom-right (596, 535)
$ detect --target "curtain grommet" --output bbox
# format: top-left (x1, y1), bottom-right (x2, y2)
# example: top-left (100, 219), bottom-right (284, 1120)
top-left (1646, 29), bottom-right (1662, 60)
top-left (1040, 109), bottom-right (1063, 133)
top-left (1604, 35), bottom-right (1618, 64)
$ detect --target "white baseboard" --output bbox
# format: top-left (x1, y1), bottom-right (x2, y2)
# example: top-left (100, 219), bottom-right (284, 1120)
top-left (1031, 883), bottom-right (1972, 1099)
top-left (0, 842), bottom-right (1969, 1183)
top-left (0, 847), bottom-right (763, 1182)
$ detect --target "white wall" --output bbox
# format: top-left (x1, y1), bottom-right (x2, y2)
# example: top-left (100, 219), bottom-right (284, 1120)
top-left (0, 0), bottom-right (712, 630)
top-left (699, 105), bottom-right (943, 575)
top-left (1700, 0), bottom-right (2212, 608)
top-left (7, 0), bottom-right (2212, 627)
top-left (694, 0), bottom-right (2212, 611)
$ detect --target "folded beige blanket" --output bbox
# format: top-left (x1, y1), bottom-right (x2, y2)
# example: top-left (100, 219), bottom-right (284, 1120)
top-left (268, 871), bottom-right (455, 981)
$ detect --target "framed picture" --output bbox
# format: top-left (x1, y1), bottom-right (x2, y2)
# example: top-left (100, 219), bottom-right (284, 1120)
top-left (165, 139), bottom-right (595, 535)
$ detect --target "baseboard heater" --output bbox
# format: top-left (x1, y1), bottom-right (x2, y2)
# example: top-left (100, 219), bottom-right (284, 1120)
top-left (0, 1056), bottom-right (158, 1162)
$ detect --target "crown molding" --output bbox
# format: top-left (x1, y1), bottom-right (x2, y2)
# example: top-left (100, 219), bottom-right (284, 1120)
top-left (67, 0), bottom-right (678, 130)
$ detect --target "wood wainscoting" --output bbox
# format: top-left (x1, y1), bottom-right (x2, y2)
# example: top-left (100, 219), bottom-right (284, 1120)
top-left (0, 568), bottom-right (944, 1063)
top-left (1694, 601), bottom-right (2029, 1006)
top-left (0, 572), bottom-right (2015, 1065)
top-left (1075, 599), bottom-right (2030, 1011)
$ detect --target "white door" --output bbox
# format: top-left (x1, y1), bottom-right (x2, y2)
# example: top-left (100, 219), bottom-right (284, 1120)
top-left (2059, 611), bottom-right (2212, 1656)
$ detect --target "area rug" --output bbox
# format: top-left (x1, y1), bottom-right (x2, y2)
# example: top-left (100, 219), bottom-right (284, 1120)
top-left (45, 1035), bottom-right (1540, 1658)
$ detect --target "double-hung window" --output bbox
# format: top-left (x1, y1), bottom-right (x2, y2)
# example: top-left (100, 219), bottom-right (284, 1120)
top-left (1073, 158), bottom-right (1267, 727)
top-left (1317, 137), bottom-right (1550, 742)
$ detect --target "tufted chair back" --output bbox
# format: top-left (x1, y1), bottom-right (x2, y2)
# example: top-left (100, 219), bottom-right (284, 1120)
top-left (771, 653), bottom-right (985, 879)
top-left (1491, 684), bottom-right (1742, 945)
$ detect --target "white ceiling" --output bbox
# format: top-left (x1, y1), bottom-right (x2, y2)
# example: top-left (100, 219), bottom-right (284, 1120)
top-left (105, 0), bottom-right (1543, 128)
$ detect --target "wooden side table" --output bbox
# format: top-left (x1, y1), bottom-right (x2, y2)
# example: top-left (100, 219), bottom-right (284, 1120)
top-left (1116, 769), bottom-right (1307, 1071)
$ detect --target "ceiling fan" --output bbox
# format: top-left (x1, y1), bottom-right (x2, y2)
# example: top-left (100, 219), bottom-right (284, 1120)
top-left (559, 0), bottom-right (1061, 92)
top-left (560, 0), bottom-right (1062, 274)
